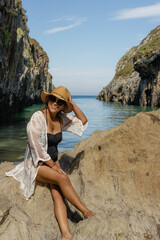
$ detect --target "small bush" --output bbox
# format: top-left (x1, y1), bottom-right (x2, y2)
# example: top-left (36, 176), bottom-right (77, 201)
top-left (8, 8), bottom-right (18, 16)
top-left (17, 27), bottom-right (24, 40)
top-left (30, 58), bottom-right (34, 68)
top-left (115, 62), bottom-right (134, 78)
top-left (2, 30), bottom-right (11, 44)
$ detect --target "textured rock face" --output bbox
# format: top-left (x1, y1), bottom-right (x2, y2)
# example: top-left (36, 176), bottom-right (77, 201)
top-left (1, 109), bottom-right (160, 239)
top-left (97, 26), bottom-right (160, 107)
top-left (0, 0), bottom-right (52, 116)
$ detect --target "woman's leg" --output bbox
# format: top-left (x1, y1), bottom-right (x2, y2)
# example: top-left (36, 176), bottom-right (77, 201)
top-left (36, 165), bottom-right (95, 218)
top-left (50, 184), bottom-right (72, 240)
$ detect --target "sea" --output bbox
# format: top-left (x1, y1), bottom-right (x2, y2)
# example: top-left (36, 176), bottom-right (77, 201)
top-left (0, 96), bottom-right (157, 163)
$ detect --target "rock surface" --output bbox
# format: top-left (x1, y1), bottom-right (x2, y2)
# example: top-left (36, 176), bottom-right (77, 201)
top-left (1, 109), bottom-right (160, 239)
top-left (0, 0), bottom-right (52, 117)
top-left (97, 26), bottom-right (160, 107)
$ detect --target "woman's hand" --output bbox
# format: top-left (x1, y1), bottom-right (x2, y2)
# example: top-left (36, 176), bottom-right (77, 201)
top-left (68, 94), bottom-right (88, 125)
top-left (51, 163), bottom-right (66, 175)
top-left (68, 94), bottom-right (74, 105)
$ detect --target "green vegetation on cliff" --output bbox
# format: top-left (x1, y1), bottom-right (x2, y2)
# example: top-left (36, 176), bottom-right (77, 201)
top-left (115, 62), bottom-right (134, 78)
top-left (136, 35), bottom-right (160, 59)
top-left (2, 30), bottom-right (11, 44)
top-left (17, 27), bottom-right (25, 40)
top-left (115, 26), bottom-right (160, 79)
top-left (8, 8), bottom-right (18, 16)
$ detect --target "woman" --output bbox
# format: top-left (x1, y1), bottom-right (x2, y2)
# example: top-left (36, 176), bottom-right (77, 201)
top-left (6, 86), bottom-right (95, 240)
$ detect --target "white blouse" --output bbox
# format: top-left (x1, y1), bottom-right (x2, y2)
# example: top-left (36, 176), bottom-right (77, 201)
top-left (5, 111), bottom-right (88, 200)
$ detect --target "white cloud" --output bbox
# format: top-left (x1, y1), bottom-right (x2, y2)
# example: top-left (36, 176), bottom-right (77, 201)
top-left (48, 16), bottom-right (76, 23)
top-left (44, 17), bottom-right (87, 34)
top-left (66, 17), bottom-right (76, 21)
top-left (49, 67), bottom-right (115, 95)
top-left (110, 3), bottom-right (160, 20)
top-left (45, 22), bottom-right (81, 34)
top-left (49, 18), bottom-right (64, 23)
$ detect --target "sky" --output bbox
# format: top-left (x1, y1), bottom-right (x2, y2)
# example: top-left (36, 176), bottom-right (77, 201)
top-left (22, 0), bottom-right (160, 95)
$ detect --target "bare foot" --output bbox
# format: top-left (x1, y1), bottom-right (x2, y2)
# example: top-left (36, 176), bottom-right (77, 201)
top-left (61, 233), bottom-right (72, 240)
top-left (83, 209), bottom-right (96, 219)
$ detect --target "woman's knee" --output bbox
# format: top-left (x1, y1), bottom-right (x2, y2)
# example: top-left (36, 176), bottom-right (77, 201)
top-left (58, 173), bottom-right (70, 185)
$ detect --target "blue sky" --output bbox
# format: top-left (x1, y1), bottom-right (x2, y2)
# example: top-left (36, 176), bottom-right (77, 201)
top-left (22, 0), bottom-right (160, 95)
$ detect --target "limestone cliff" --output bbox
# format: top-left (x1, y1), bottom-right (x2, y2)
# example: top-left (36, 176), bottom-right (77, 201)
top-left (0, 0), bottom-right (52, 117)
top-left (97, 25), bottom-right (160, 107)
top-left (1, 108), bottom-right (160, 239)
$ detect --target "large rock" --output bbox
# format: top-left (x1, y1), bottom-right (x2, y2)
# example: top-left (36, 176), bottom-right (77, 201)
top-left (1, 109), bottom-right (160, 239)
top-left (0, 0), bottom-right (53, 117)
top-left (97, 26), bottom-right (160, 107)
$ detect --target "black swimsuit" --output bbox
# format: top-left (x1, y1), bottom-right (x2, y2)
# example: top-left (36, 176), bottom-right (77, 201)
top-left (45, 109), bottom-right (62, 162)
top-left (47, 132), bottom-right (62, 162)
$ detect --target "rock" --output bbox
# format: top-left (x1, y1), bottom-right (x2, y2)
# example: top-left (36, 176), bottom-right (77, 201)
top-left (97, 26), bottom-right (160, 107)
top-left (0, 0), bottom-right (53, 117)
top-left (1, 109), bottom-right (160, 239)
top-left (0, 0), bottom-right (5, 9)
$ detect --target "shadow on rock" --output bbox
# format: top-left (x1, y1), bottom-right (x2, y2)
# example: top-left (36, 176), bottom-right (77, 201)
top-left (65, 200), bottom-right (83, 223)
top-left (59, 151), bottom-right (84, 174)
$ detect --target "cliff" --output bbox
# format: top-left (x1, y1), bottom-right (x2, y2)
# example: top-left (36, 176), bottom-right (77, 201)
top-left (1, 108), bottom-right (160, 239)
top-left (97, 25), bottom-right (160, 107)
top-left (0, 0), bottom-right (52, 117)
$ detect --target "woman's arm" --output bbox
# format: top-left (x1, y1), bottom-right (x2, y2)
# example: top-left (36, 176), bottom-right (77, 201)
top-left (27, 112), bottom-right (57, 168)
top-left (44, 159), bottom-right (56, 168)
top-left (69, 96), bottom-right (88, 125)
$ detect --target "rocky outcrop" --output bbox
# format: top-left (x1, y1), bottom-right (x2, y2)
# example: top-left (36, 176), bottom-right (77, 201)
top-left (97, 26), bottom-right (160, 107)
top-left (1, 109), bottom-right (160, 239)
top-left (0, 0), bottom-right (52, 117)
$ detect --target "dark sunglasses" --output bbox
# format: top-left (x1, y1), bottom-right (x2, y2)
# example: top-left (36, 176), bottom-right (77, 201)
top-left (48, 95), bottom-right (66, 106)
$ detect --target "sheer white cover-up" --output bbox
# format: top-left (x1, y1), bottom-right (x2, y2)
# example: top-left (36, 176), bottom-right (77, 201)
top-left (5, 111), bottom-right (88, 200)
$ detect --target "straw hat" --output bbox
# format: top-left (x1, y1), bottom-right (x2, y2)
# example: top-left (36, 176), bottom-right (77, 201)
top-left (41, 86), bottom-right (73, 113)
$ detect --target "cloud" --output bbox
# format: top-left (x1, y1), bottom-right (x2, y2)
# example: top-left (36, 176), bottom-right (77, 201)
top-left (44, 17), bottom-right (87, 34)
top-left (45, 22), bottom-right (81, 34)
top-left (48, 16), bottom-right (76, 23)
top-left (110, 3), bottom-right (160, 20)
top-left (48, 18), bottom-right (64, 23)
top-left (49, 66), bottom-right (115, 95)
top-left (66, 17), bottom-right (76, 21)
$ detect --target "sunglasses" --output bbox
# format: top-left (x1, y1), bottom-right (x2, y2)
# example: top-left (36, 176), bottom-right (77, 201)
top-left (48, 95), bottom-right (66, 106)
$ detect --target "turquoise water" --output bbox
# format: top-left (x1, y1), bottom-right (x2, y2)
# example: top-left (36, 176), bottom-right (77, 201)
top-left (0, 96), bottom-right (157, 162)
